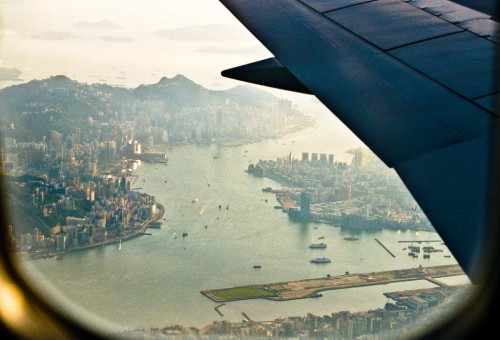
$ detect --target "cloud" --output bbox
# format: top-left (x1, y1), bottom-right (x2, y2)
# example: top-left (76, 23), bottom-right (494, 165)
top-left (74, 20), bottom-right (123, 29)
top-left (0, 68), bottom-right (22, 82)
top-left (32, 31), bottom-right (77, 40)
top-left (154, 24), bottom-right (248, 41)
top-left (196, 46), bottom-right (265, 55)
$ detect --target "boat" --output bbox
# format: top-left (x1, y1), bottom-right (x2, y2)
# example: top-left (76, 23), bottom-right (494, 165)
top-left (55, 255), bottom-right (64, 260)
top-left (182, 232), bottom-right (188, 237)
top-left (344, 235), bottom-right (360, 241)
top-left (310, 257), bottom-right (331, 264)
top-left (253, 265), bottom-right (262, 269)
top-left (309, 243), bottom-right (327, 249)
top-left (141, 151), bottom-right (168, 163)
top-left (192, 198), bottom-right (199, 203)
top-left (318, 236), bottom-right (325, 240)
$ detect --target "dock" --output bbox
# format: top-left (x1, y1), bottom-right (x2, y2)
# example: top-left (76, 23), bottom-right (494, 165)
top-left (398, 240), bottom-right (442, 243)
top-left (214, 303), bottom-right (225, 316)
top-left (375, 238), bottom-right (396, 258)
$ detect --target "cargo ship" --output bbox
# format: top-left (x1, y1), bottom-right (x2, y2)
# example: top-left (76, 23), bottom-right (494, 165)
top-left (344, 235), bottom-right (360, 241)
top-left (310, 257), bottom-right (331, 264)
top-left (309, 243), bottom-right (327, 249)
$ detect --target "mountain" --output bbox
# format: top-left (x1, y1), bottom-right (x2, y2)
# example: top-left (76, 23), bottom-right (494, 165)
top-left (0, 74), bottom-right (297, 141)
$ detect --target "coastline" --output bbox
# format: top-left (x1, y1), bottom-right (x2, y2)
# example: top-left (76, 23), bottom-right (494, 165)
top-left (20, 121), bottom-right (314, 261)
top-left (26, 203), bottom-right (165, 260)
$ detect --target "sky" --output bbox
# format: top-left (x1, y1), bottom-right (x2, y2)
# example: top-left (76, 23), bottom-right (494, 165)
top-left (0, 0), bottom-right (272, 90)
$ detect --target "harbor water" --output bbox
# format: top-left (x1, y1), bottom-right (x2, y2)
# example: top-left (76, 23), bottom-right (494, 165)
top-left (19, 108), bottom-right (467, 331)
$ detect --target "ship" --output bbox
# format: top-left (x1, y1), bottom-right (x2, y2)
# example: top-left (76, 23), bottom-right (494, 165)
top-left (310, 257), bottom-right (331, 264)
top-left (344, 235), bottom-right (360, 241)
top-left (182, 232), bottom-right (188, 237)
top-left (140, 151), bottom-right (168, 163)
top-left (309, 243), bottom-right (327, 249)
top-left (253, 265), bottom-right (262, 269)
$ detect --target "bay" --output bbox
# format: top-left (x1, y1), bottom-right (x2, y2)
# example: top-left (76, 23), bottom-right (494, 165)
top-left (19, 106), bottom-right (465, 331)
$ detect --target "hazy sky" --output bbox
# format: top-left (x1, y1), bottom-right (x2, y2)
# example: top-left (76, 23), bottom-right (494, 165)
top-left (0, 0), bottom-right (365, 152)
top-left (0, 0), bottom-right (272, 89)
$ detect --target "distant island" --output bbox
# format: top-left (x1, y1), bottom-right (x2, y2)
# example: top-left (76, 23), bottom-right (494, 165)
top-left (0, 74), bottom-right (314, 145)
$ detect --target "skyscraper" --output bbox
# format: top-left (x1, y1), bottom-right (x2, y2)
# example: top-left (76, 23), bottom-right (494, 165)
top-left (300, 191), bottom-right (311, 220)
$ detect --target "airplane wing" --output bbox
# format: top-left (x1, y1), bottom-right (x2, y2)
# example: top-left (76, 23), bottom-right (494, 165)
top-left (220, 0), bottom-right (500, 281)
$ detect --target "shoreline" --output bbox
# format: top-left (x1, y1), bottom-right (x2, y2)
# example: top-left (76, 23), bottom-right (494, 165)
top-left (20, 124), bottom-right (314, 261)
top-left (26, 203), bottom-right (165, 260)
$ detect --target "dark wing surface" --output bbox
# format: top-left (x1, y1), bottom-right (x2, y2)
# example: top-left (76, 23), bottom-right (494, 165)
top-left (220, 0), bottom-right (500, 281)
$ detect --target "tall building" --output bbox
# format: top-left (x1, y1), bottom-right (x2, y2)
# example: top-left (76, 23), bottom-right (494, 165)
top-left (302, 152), bottom-right (309, 162)
top-left (311, 153), bottom-right (318, 161)
top-left (300, 191), bottom-right (311, 220)
top-left (328, 154), bottom-right (334, 165)
top-left (352, 148), bottom-right (364, 168)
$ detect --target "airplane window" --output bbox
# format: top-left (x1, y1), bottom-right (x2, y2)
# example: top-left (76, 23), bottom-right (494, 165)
top-left (1, 0), bottom-right (488, 338)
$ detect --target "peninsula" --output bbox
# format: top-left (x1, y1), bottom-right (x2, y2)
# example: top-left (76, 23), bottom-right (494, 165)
top-left (202, 264), bottom-right (463, 302)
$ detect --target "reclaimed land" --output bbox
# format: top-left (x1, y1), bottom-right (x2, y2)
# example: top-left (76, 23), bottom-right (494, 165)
top-left (201, 264), bottom-right (463, 302)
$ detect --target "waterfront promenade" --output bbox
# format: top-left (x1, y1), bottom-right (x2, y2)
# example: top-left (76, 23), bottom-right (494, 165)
top-left (202, 264), bottom-right (464, 302)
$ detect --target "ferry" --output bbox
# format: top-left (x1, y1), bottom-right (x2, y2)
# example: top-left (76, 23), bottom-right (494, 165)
top-left (310, 257), bottom-right (331, 264)
top-left (344, 235), bottom-right (360, 241)
top-left (309, 243), bottom-right (327, 249)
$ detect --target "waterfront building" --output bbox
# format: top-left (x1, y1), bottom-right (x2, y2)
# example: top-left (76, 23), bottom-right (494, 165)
top-left (300, 192), bottom-right (311, 220)
top-left (56, 234), bottom-right (68, 251)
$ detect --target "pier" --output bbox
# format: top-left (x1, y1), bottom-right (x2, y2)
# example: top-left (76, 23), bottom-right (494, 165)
top-left (214, 303), bottom-right (225, 316)
top-left (242, 312), bottom-right (253, 322)
top-left (202, 264), bottom-right (463, 303)
top-left (398, 240), bottom-right (442, 243)
top-left (375, 238), bottom-right (396, 258)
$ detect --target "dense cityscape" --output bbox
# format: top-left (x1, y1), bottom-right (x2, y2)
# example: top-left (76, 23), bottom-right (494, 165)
top-left (0, 76), bottom-right (467, 339)
top-left (119, 284), bottom-right (469, 339)
top-left (248, 149), bottom-right (433, 232)
top-left (0, 75), bottom-right (311, 256)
